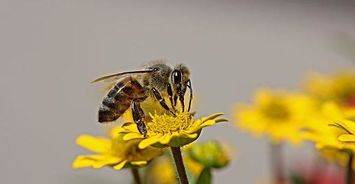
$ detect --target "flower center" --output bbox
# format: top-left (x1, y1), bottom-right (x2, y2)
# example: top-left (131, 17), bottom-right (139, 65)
top-left (146, 112), bottom-right (194, 134)
top-left (261, 101), bottom-right (290, 121)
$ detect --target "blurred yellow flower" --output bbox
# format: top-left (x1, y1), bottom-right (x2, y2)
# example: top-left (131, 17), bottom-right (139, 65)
top-left (118, 112), bottom-right (227, 148)
top-left (72, 127), bottom-right (163, 170)
top-left (234, 89), bottom-right (316, 145)
top-left (304, 70), bottom-right (355, 108)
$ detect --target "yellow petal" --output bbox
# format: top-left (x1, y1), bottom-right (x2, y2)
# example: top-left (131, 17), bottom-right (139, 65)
top-left (199, 120), bottom-right (218, 128)
top-left (183, 133), bottom-right (198, 139)
top-left (123, 132), bottom-right (144, 141)
top-left (76, 135), bottom-right (111, 153)
top-left (131, 161), bottom-right (147, 166)
top-left (92, 156), bottom-right (120, 168)
top-left (215, 118), bottom-right (228, 123)
top-left (338, 134), bottom-right (355, 142)
top-left (194, 113), bottom-right (225, 127)
top-left (138, 135), bottom-right (162, 149)
top-left (159, 134), bottom-right (172, 144)
top-left (339, 120), bottom-right (355, 134)
top-left (113, 160), bottom-right (128, 170)
top-left (202, 113), bottom-right (224, 121)
top-left (72, 155), bottom-right (104, 169)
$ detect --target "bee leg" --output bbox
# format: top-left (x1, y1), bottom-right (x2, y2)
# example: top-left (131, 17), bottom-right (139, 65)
top-left (173, 95), bottom-right (178, 107)
top-left (178, 93), bottom-right (185, 112)
top-left (151, 87), bottom-right (176, 116)
top-left (131, 101), bottom-right (147, 136)
top-left (167, 83), bottom-right (177, 112)
top-left (187, 80), bottom-right (193, 112)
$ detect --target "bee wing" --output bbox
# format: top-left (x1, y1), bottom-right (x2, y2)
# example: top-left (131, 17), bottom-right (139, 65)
top-left (91, 69), bottom-right (154, 83)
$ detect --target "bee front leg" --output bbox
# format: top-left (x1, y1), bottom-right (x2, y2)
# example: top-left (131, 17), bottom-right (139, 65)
top-left (187, 80), bottom-right (193, 112)
top-left (131, 101), bottom-right (147, 136)
top-left (151, 87), bottom-right (176, 116)
top-left (167, 83), bottom-right (177, 112)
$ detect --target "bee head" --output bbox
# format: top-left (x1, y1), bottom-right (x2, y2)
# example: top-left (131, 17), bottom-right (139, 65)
top-left (171, 64), bottom-right (191, 111)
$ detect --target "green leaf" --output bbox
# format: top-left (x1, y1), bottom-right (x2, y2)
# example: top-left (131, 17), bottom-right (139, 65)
top-left (196, 167), bottom-right (212, 184)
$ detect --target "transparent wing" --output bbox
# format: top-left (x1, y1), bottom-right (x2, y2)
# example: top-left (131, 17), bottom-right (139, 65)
top-left (91, 69), bottom-right (154, 83)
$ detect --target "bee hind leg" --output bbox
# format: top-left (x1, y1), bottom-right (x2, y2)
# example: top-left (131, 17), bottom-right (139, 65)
top-left (131, 101), bottom-right (147, 136)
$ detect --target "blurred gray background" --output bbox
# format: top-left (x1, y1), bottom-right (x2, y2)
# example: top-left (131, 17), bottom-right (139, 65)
top-left (1, 0), bottom-right (355, 183)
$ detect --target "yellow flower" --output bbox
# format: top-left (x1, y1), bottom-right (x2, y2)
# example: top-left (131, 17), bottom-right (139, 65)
top-left (118, 112), bottom-right (227, 148)
top-left (72, 127), bottom-right (163, 170)
top-left (304, 70), bottom-right (355, 108)
top-left (234, 89), bottom-right (316, 145)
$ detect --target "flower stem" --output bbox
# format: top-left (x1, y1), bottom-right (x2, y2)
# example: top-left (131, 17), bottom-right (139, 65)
top-left (270, 143), bottom-right (285, 184)
top-left (345, 151), bottom-right (353, 184)
top-left (170, 146), bottom-right (189, 184)
top-left (131, 168), bottom-right (142, 184)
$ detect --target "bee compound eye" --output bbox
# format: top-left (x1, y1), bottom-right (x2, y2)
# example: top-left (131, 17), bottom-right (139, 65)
top-left (172, 70), bottom-right (182, 84)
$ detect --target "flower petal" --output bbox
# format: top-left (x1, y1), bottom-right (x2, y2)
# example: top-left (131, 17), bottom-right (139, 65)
top-left (76, 135), bottom-right (111, 153)
top-left (159, 134), bottom-right (172, 144)
top-left (113, 160), bottom-right (128, 170)
top-left (138, 135), bottom-right (162, 149)
top-left (338, 134), bottom-right (355, 142)
top-left (203, 113), bottom-right (225, 121)
top-left (72, 155), bottom-right (102, 168)
top-left (131, 161), bottom-right (147, 166)
top-left (92, 156), bottom-right (120, 168)
top-left (339, 120), bottom-right (355, 134)
top-left (193, 113), bottom-right (225, 127)
top-left (71, 155), bottom-right (118, 169)
top-left (123, 132), bottom-right (144, 141)
top-left (200, 119), bottom-right (225, 128)
top-left (183, 133), bottom-right (198, 139)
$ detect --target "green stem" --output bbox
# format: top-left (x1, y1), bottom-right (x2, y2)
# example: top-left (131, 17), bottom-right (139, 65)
top-left (270, 143), bottom-right (285, 184)
top-left (170, 146), bottom-right (189, 184)
top-left (131, 168), bottom-right (142, 184)
top-left (345, 151), bottom-right (353, 184)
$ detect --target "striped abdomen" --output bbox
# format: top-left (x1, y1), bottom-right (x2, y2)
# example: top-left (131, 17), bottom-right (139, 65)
top-left (98, 76), bottom-right (146, 122)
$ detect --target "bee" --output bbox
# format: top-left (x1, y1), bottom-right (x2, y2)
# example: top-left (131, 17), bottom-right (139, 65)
top-left (91, 62), bottom-right (193, 135)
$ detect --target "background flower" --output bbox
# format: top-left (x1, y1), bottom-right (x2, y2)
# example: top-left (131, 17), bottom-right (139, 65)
top-left (234, 89), bottom-right (316, 145)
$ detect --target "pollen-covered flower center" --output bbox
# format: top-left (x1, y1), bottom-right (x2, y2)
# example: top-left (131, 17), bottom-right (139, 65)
top-left (261, 101), bottom-right (290, 120)
top-left (146, 112), bottom-right (194, 134)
